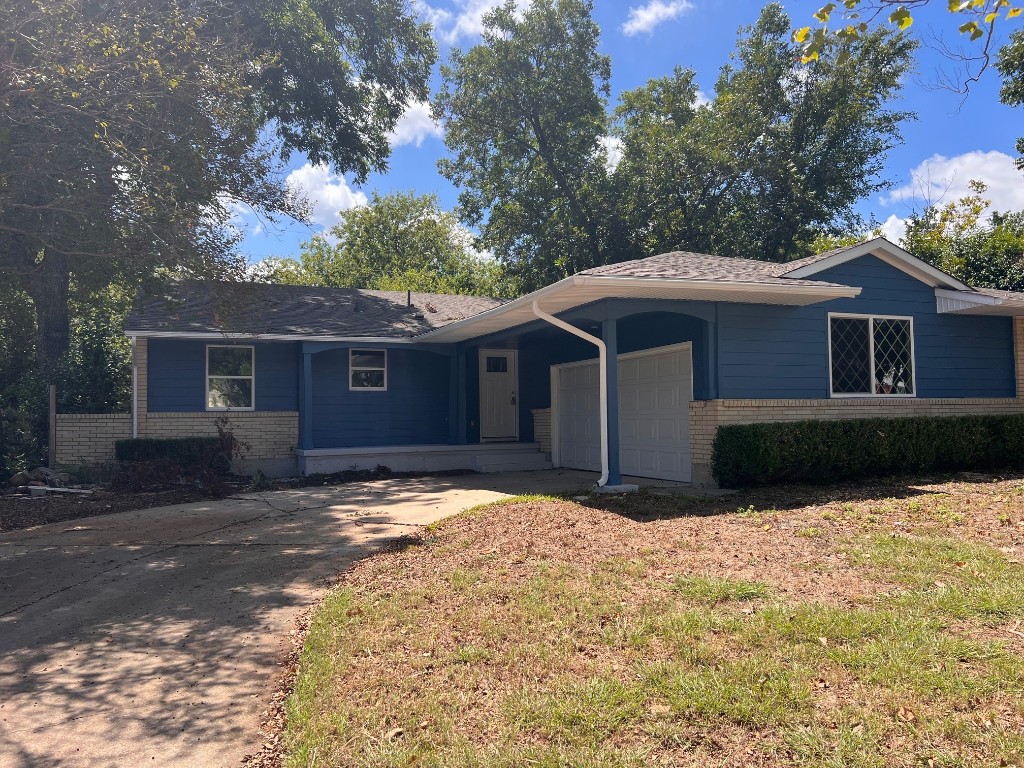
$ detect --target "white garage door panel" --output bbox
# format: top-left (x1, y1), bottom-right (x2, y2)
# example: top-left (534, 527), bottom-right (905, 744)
top-left (555, 344), bottom-right (692, 482)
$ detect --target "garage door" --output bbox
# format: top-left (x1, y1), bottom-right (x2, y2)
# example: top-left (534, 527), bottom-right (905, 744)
top-left (554, 343), bottom-right (692, 482)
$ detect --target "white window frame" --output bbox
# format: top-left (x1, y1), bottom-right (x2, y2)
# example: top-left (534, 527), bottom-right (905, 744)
top-left (828, 313), bottom-right (917, 398)
top-left (349, 348), bottom-right (388, 391)
top-left (205, 344), bottom-right (255, 411)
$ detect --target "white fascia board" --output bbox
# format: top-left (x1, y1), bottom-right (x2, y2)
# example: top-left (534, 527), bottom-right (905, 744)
top-left (124, 330), bottom-right (418, 343)
top-left (416, 274), bottom-right (861, 343)
top-left (936, 287), bottom-right (1024, 315)
top-left (782, 237), bottom-right (972, 292)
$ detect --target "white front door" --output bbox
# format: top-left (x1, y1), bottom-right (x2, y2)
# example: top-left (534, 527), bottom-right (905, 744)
top-left (553, 343), bottom-right (692, 482)
top-left (479, 350), bottom-right (519, 441)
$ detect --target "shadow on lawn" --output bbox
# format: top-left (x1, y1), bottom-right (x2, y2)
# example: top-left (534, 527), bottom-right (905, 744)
top-left (581, 470), bottom-right (1024, 524)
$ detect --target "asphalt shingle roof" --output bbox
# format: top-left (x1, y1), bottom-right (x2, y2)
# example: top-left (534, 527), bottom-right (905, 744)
top-left (126, 281), bottom-right (506, 338)
top-left (579, 251), bottom-right (850, 288)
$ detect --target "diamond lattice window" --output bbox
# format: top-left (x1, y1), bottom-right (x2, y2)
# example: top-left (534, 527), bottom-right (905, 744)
top-left (829, 315), bottom-right (914, 396)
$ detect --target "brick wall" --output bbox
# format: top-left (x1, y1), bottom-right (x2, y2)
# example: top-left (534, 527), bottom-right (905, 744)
top-left (532, 408), bottom-right (551, 454)
top-left (139, 412), bottom-right (298, 459)
top-left (55, 414), bottom-right (132, 466)
top-left (690, 397), bottom-right (1024, 486)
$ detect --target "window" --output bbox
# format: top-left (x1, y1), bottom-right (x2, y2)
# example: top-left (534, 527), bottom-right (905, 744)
top-left (207, 345), bottom-right (254, 410)
top-left (829, 314), bottom-right (915, 397)
top-left (350, 349), bottom-right (387, 390)
top-left (485, 355), bottom-right (508, 373)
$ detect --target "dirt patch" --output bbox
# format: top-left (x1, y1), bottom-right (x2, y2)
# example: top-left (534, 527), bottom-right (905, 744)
top-left (0, 486), bottom-right (214, 531)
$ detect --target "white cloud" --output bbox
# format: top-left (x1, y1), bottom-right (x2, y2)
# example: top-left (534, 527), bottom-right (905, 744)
top-left (598, 136), bottom-right (624, 172)
top-left (879, 214), bottom-right (908, 245)
top-left (418, 0), bottom-right (528, 44)
top-left (388, 100), bottom-right (443, 147)
top-left (622, 0), bottom-right (694, 36)
top-left (883, 150), bottom-right (1024, 213)
top-left (694, 89), bottom-right (711, 107)
top-left (285, 163), bottom-right (368, 229)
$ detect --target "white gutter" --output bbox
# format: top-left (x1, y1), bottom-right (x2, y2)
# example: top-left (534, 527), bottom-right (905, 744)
top-left (532, 300), bottom-right (610, 488)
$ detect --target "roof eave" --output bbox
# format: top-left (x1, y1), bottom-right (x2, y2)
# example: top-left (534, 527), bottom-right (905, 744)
top-left (414, 275), bottom-right (861, 343)
top-left (936, 287), bottom-right (1024, 316)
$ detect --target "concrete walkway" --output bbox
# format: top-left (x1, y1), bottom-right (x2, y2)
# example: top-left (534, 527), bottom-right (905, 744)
top-left (0, 469), bottom-right (610, 768)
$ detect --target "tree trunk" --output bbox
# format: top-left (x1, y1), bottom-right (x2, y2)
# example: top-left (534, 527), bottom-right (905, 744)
top-left (20, 248), bottom-right (72, 370)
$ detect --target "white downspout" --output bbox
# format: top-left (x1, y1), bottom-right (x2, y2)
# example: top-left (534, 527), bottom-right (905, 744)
top-left (131, 337), bottom-right (138, 439)
top-left (532, 300), bottom-right (609, 488)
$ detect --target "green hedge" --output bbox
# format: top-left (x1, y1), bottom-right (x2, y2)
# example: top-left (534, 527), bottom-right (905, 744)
top-left (711, 414), bottom-right (1024, 488)
top-left (115, 437), bottom-right (225, 471)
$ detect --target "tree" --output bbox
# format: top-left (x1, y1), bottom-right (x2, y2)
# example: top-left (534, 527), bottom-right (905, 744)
top-left (0, 0), bottom-right (434, 370)
top-left (434, 0), bottom-right (617, 292)
top-left (253, 192), bottom-right (506, 297)
top-left (903, 180), bottom-right (1024, 290)
top-left (795, 0), bottom-right (1022, 88)
top-left (612, 4), bottom-right (914, 262)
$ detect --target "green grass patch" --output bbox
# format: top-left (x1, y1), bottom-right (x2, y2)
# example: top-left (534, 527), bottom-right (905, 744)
top-left (281, 493), bottom-right (1024, 767)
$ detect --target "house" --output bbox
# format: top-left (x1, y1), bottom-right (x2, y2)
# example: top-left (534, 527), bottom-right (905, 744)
top-left (56, 237), bottom-right (1024, 487)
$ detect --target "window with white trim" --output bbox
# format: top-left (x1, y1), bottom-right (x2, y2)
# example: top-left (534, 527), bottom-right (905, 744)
top-left (207, 345), bottom-right (254, 409)
top-left (349, 349), bottom-right (387, 390)
top-left (829, 315), bottom-right (915, 397)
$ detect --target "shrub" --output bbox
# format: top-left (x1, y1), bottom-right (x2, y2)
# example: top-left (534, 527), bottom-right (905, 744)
top-left (711, 414), bottom-right (1024, 488)
top-left (115, 437), bottom-right (225, 472)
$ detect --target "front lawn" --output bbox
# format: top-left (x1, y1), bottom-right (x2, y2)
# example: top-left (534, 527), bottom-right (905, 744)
top-left (278, 476), bottom-right (1024, 767)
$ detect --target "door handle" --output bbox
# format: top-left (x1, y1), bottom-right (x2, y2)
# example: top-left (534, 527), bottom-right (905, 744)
top-left (511, 392), bottom-right (516, 405)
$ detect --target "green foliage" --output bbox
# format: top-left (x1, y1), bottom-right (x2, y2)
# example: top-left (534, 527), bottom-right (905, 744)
top-left (254, 192), bottom-right (506, 296)
top-left (903, 181), bottom-right (1024, 291)
top-left (711, 414), bottom-right (1024, 487)
top-left (612, 4), bottom-right (914, 263)
top-left (436, 2), bottom-right (913, 288)
top-left (435, 0), bottom-right (617, 291)
top-left (115, 437), bottom-right (222, 467)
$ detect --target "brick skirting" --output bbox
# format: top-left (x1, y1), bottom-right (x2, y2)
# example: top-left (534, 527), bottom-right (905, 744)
top-left (55, 411), bottom-right (299, 475)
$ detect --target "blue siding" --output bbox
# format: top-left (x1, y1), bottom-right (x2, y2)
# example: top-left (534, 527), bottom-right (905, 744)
top-left (148, 339), bottom-right (299, 412)
top-left (514, 309), bottom-right (711, 441)
top-left (716, 255), bottom-right (1014, 399)
top-left (310, 347), bottom-right (450, 448)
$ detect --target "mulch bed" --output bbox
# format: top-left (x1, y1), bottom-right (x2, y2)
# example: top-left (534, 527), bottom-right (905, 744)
top-left (0, 487), bottom-right (213, 532)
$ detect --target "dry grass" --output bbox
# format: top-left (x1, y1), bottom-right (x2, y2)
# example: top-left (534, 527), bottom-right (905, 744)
top-left (280, 473), bottom-right (1024, 767)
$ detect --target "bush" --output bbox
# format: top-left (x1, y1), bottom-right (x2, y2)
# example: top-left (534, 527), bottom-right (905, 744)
top-left (115, 437), bottom-right (226, 472)
top-left (711, 414), bottom-right (1024, 488)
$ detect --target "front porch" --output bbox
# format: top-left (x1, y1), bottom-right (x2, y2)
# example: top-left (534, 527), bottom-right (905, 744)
top-left (296, 441), bottom-right (552, 476)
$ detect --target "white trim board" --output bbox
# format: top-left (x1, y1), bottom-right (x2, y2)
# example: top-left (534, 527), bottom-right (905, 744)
top-left (782, 237), bottom-right (971, 291)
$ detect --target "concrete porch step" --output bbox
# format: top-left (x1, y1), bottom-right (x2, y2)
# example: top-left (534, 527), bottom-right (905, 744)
top-left (474, 455), bottom-right (554, 472)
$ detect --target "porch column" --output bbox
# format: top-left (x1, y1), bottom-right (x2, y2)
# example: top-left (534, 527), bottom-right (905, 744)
top-left (299, 351), bottom-right (314, 450)
top-left (602, 318), bottom-right (622, 486)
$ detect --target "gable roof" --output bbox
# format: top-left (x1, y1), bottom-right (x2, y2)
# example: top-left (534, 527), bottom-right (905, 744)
top-left (127, 237), bottom-right (978, 343)
top-left (775, 237), bottom-right (973, 291)
top-left (579, 251), bottom-right (851, 287)
top-left (125, 281), bottom-right (505, 340)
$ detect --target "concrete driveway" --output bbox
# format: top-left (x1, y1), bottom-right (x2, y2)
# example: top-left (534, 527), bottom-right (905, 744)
top-left (0, 470), bottom-right (603, 768)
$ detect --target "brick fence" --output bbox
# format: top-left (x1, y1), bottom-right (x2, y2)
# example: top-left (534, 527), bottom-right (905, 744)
top-left (689, 397), bottom-right (1024, 486)
top-left (55, 414), bottom-right (132, 466)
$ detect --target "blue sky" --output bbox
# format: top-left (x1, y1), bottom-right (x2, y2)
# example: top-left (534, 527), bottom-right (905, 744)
top-left (236, 0), bottom-right (1024, 264)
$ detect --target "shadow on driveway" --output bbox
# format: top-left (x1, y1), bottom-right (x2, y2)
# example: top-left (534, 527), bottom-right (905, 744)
top-left (0, 472), bottom-right (582, 768)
